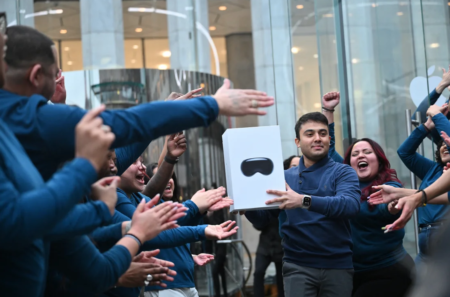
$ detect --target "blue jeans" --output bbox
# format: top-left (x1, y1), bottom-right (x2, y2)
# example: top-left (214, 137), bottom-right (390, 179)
top-left (416, 225), bottom-right (441, 267)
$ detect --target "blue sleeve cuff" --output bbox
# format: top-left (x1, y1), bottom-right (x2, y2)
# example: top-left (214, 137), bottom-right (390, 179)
top-left (184, 200), bottom-right (200, 216)
top-left (202, 96), bottom-right (219, 119)
top-left (308, 196), bottom-right (327, 214)
top-left (417, 124), bottom-right (429, 135)
top-left (448, 191), bottom-right (450, 203)
top-left (197, 224), bottom-right (208, 240)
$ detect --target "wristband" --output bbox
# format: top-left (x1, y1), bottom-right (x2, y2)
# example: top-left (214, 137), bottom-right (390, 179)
top-left (125, 233), bottom-right (142, 247)
top-left (416, 190), bottom-right (428, 207)
top-left (423, 124), bottom-right (431, 133)
top-left (165, 155), bottom-right (179, 165)
top-left (322, 107), bottom-right (335, 112)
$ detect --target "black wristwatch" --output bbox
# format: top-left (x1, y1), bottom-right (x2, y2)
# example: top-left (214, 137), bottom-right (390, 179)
top-left (164, 155), bottom-right (179, 165)
top-left (302, 195), bottom-right (312, 209)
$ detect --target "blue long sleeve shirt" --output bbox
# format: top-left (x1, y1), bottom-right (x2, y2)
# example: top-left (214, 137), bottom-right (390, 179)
top-left (398, 117), bottom-right (450, 224)
top-left (0, 89), bottom-right (219, 181)
top-left (246, 156), bottom-right (361, 269)
top-left (328, 123), bottom-right (407, 272)
top-left (0, 119), bottom-right (100, 297)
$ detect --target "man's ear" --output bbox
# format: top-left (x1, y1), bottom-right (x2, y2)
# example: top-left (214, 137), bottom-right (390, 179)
top-left (28, 64), bottom-right (43, 87)
top-left (294, 138), bottom-right (300, 148)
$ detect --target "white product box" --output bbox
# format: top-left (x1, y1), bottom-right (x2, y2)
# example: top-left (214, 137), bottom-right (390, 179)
top-left (222, 126), bottom-right (286, 211)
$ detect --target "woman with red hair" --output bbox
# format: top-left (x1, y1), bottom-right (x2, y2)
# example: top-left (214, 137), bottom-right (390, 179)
top-left (322, 92), bottom-right (414, 297)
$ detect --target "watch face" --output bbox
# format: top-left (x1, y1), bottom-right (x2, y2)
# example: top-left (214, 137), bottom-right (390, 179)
top-left (303, 196), bottom-right (312, 207)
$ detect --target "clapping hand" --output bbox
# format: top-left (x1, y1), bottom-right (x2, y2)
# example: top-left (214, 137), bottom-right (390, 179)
top-left (191, 187), bottom-right (227, 213)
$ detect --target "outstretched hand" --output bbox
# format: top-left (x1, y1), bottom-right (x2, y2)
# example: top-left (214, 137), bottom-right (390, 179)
top-left (205, 220), bottom-right (239, 240)
top-left (193, 254), bottom-right (215, 266)
top-left (214, 79), bottom-right (274, 116)
top-left (208, 197), bottom-right (234, 212)
top-left (382, 192), bottom-right (422, 233)
top-left (191, 187), bottom-right (227, 213)
top-left (368, 184), bottom-right (399, 205)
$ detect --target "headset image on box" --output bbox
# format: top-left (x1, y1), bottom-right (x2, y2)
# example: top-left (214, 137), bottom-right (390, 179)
top-left (240, 157), bottom-right (274, 177)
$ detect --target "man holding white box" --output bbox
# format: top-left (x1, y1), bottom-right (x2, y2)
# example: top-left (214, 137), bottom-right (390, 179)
top-left (245, 112), bottom-right (361, 297)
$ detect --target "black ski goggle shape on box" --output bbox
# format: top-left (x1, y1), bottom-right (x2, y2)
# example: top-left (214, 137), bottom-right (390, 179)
top-left (241, 158), bottom-right (274, 177)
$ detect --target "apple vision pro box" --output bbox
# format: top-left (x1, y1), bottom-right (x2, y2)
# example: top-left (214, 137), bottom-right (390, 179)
top-left (222, 126), bottom-right (286, 211)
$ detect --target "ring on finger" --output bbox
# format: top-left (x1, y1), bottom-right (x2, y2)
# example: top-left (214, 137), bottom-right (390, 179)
top-left (251, 99), bottom-right (258, 108)
top-left (147, 274), bottom-right (153, 281)
top-left (101, 125), bottom-right (110, 133)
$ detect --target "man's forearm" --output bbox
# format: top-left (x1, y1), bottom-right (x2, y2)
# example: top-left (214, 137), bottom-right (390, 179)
top-left (322, 110), bottom-right (334, 125)
top-left (142, 159), bottom-right (174, 198)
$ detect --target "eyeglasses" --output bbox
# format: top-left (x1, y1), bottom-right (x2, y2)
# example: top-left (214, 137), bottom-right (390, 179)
top-left (0, 13), bottom-right (6, 36)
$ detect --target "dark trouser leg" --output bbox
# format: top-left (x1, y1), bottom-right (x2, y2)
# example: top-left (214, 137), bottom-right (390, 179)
top-left (282, 262), bottom-right (320, 297)
top-left (318, 268), bottom-right (353, 297)
top-left (253, 254), bottom-right (272, 297)
top-left (275, 261), bottom-right (285, 297)
top-left (352, 254), bottom-right (415, 297)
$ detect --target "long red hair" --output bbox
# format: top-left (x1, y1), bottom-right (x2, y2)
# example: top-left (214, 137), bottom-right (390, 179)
top-left (343, 138), bottom-right (402, 203)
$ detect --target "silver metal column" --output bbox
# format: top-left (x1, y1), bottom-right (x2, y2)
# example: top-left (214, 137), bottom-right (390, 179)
top-left (405, 109), bottom-right (420, 254)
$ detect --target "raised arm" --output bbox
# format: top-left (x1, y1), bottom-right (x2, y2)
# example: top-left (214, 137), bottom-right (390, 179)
top-left (142, 133), bottom-right (187, 198)
top-left (413, 66), bottom-right (450, 124)
top-left (322, 91), bottom-right (344, 163)
top-left (397, 119), bottom-right (436, 180)
top-left (32, 80), bottom-right (273, 180)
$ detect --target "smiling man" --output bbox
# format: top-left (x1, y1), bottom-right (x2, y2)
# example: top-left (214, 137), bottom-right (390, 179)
top-left (245, 112), bottom-right (361, 297)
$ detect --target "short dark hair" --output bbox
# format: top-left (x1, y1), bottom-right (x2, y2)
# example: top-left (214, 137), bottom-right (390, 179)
top-left (294, 112), bottom-right (329, 139)
top-left (5, 26), bottom-right (55, 70)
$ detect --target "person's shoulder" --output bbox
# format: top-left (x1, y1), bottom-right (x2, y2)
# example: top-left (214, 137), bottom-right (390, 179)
top-left (332, 162), bottom-right (359, 179)
top-left (116, 188), bottom-right (130, 201)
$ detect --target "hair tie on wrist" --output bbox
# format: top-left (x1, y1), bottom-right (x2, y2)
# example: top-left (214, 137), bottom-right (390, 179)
top-left (322, 107), bottom-right (335, 112)
top-left (125, 233), bottom-right (142, 247)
